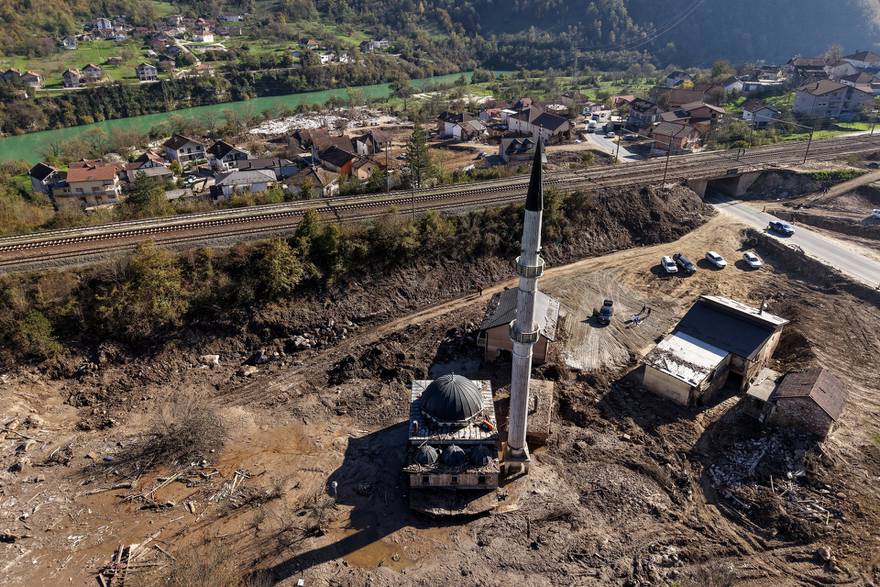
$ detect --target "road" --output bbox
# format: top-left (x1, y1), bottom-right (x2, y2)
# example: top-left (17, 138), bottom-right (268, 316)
top-left (583, 132), bottom-right (640, 162)
top-left (711, 197), bottom-right (880, 288)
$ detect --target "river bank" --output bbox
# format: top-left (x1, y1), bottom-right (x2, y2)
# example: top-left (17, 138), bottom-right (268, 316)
top-left (0, 72), bottom-right (489, 163)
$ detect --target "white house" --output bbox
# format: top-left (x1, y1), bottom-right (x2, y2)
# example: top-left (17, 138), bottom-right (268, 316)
top-left (507, 106), bottom-right (571, 143)
top-left (192, 29), bottom-right (214, 43)
top-left (135, 62), bottom-right (158, 81)
top-left (794, 80), bottom-right (873, 121)
top-left (212, 169), bottom-right (275, 200)
top-left (842, 51), bottom-right (880, 71)
top-left (742, 100), bottom-right (781, 127)
top-left (207, 140), bottom-right (250, 171)
top-left (163, 134), bottom-right (206, 164)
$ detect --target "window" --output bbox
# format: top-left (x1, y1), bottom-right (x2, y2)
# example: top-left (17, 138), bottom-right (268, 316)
top-left (478, 475), bottom-right (486, 485)
top-left (421, 476), bottom-right (429, 486)
top-left (450, 476), bottom-right (458, 485)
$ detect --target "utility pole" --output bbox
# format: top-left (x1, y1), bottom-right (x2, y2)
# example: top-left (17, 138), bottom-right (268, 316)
top-left (385, 141), bottom-right (390, 193)
top-left (803, 128), bottom-right (814, 164)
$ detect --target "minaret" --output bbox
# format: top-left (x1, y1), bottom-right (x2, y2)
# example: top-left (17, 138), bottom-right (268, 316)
top-left (504, 141), bottom-right (545, 475)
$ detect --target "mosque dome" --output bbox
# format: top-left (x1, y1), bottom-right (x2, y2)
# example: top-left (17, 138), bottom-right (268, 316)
top-left (443, 444), bottom-right (467, 466)
top-left (470, 446), bottom-right (494, 467)
top-left (414, 444), bottom-right (438, 465)
top-left (420, 374), bottom-right (483, 425)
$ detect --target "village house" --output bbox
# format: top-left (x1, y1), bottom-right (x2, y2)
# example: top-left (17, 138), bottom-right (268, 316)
top-left (477, 288), bottom-right (560, 364)
top-left (642, 296), bottom-right (788, 407)
top-left (211, 169), bottom-right (276, 200)
top-left (352, 130), bottom-right (390, 156)
top-left (62, 36), bottom-right (78, 50)
top-left (360, 39), bottom-right (391, 53)
top-left (53, 161), bottom-right (123, 211)
top-left (764, 368), bottom-right (848, 438)
top-left (498, 136), bottom-right (539, 163)
top-left (658, 83), bottom-right (724, 108)
top-left (1, 69), bottom-right (21, 83)
top-left (95, 17), bottom-right (113, 33)
top-left (62, 68), bottom-right (83, 88)
top-left (652, 121), bottom-right (702, 153)
top-left (124, 150), bottom-right (173, 183)
top-left (207, 140), bottom-right (250, 171)
top-left (841, 50), bottom-right (880, 71)
top-left (289, 166), bottom-right (339, 197)
top-left (192, 28), bottom-right (214, 43)
top-left (785, 57), bottom-right (828, 85)
top-left (232, 158), bottom-right (299, 180)
top-left (351, 158), bottom-right (383, 182)
top-left (81, 63), bottom-right (103, 82)
top-left (135, 62), bottom-right (158, 81)
top-left (18, 71), bottom-right (41, 88)
top-left (506, 106), bottom-right (571, 143)
top-left (27, 162), bottom-right (62, 195)
top-left (437, 112), bottom-right (480, 140)
top-left (793, 79), bottom-right (873, 121)
top-left (318, 145), bottom-right (356, 176)
top-left (742, 100), bottom-right (782, 127)
top-left (720, 76), bottom-right (743, 95)
top-left (626, 98), bottom-right (661, 130)
top-left (163, 134), bottom-right (206, 164)
top-left (826, 60), bottom-right (860, 80)
top-left (659, 70), bottom-right (692, 88)
top-left (220, 14), bottom-right (244, 22)
top-left (838, 72), bottom-right (880, 95)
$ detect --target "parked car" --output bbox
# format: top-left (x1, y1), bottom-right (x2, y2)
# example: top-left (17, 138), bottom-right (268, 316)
top-left (661, 255), bottom-right (678, 274)
top-left (605, 131), bottom-right (616, 139)
top-left (596, 299), bottom-right (614, 325)
top-left (872, 208), bottom-right (880, 219)
top-left (624, 134), bottom-right (639, 141)
top-left (743, 251), bottom-right (763, 269)
top-left (673, 252), bottom-right (697, 274)
top-left (705, 251), bottom-right (727, 268)
top-left (768, 220), bottom-right (795, 236)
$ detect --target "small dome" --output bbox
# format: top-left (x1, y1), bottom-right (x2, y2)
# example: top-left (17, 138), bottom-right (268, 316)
top-left (443, 444), bottom-right (467, 466)
top-left (471, 446), bottom-right (494, 466)
top-left (414, 444), bottom-right (438, 465)
top-left (421, 374), bottom-right (483, 425)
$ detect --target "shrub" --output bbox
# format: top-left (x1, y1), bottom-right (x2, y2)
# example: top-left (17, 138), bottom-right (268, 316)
top-left (11, 310), bottom-right (61, 360)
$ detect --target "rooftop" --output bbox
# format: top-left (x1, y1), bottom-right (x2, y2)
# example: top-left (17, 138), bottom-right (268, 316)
top-left (644, 331), bottom-right (728, 387)
top-left (408, 379), bottom-right (497, 444)
top-left (773, 368), bottom-right (848, 420)
top-left (479, 288), bottom-right (560, 341)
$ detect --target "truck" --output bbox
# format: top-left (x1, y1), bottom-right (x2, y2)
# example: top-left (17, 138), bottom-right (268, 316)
top-left (596, 299), bottom-right (614, 325)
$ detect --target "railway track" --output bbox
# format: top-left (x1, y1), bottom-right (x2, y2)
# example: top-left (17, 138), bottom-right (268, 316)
top-left (1, 134), bottom-right (879, 272)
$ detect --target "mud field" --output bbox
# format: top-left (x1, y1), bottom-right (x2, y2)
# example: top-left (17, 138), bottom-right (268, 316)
top-left (2, 212), bottom-right (879, 585)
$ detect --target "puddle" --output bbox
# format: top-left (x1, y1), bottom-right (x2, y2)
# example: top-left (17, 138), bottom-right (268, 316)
top-left (342, 531), bottom-right (418, 571)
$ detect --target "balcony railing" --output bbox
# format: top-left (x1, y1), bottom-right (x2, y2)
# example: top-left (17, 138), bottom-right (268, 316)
top-left (514, 256), bottom-right (545, 279)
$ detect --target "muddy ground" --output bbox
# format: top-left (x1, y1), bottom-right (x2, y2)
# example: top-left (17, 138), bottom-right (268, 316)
top-left (2, 199), bottom-right (879, 585)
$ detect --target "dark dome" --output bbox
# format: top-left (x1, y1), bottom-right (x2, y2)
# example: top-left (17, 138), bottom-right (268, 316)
top-left (414, 444), bottom-right (438, 465)
top-left (471, 446), bottom-right (494, 466)
top-left (420, 374), bottom-right (483, 425)
top-left (443, 444), bottom-right (467, 466)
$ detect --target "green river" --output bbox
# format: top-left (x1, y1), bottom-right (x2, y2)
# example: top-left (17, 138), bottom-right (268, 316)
top-left (0, 72), bottom-right (482, 164)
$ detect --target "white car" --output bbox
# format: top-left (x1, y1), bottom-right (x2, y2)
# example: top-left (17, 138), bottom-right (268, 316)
top-left (606, 132), bottom-right (616, 139)
top-left (743, 251), bottom-right (763, 269)
top-left (661, 255), bottom-right (678, 274)
top-left (705, 251), bottom-right (727, 269)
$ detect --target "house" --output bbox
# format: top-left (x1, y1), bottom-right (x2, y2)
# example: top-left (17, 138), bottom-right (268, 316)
top-left (352, 130), bottom-right (390, 156)
top-left (765, 368), bottom-right (848, 438)
top-left (289, 166), bottom-right (339, 197)
top-left (232, 158), bottom-right (299, 179)
top-left (652, 122), bottom-right (702, 153)
top-left (826, 60), bottom-right (860, 80)
top-left (785, 57), bottom-right (828, 84)
top-left (53, 162), bottom-right (123, 211)
top-left (192, 28), bottom-right (214, 43)
top-left (498, 136), bottom-right (538, 163)
top-left (220, 14), bottom-right (244, 22)
top-left (20, 71), bottom-right (42, 88)
top-left (679, 101), bottom-right (726, 123)
top-left (1, 68), bottom-right (21, 83)
top-left (302, 38), bottom-right (320, 50)
top-left (62, 36), bottom-right (78, 50)
top-left (438, 112), bottom-right (475, 139)
top-left (318, 145), bottom-right (356, 175)
top-left (166, 14), bottom-right (184, 26)
top-left (642, 296), bottom-right (788, 407)
top-left (125, 150), bottom-right (173, 183)
top-left (62, 68), bottom-right (82, 88)
top-left (739, 78), bottom-right (787, 96)
top-left (28, 162), bottom-right (62, 195)
top-left (659, 84), bottom-right (723, 108)
top-left (477, 288), bottom-right (560, 364)
top-left (95, 17), bottom-right (113, 32)
top-left (841, 50), bottom-right (880, 71)
top-left (207, 140), bottom-right (249, 171)
top-left (211, 170), bottom-right (276, 200)
top-left (611, 95), bottom-right (636, 108)
top-left (81, 63), bottom-right (103, 82)
top-left (627, 98), bottom-right (661, 130)
top-left (838, 72), bottom-right (880, 95)
top-left (163, 134), bottom-right (206, 164)
top-left (135, 62), bottom-right (158, 81)
top-left (659, 70), bottom-right (692, 88)
top-left (742, 100), bottom-right (781, 127)
top-left (793, 80), bottom-right (873, 121)
top-left (720, 76), bottom-right (743, 95)
top-left (360, 38), bottom-right (391, 53)
top-left (352, 157), bottom-right (383, 181)
top-left (506, 106), bottom-right (571, 143)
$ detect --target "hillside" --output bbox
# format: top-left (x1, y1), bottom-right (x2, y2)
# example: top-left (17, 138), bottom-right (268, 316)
top-left (0, 0), bottom-right (877, 66)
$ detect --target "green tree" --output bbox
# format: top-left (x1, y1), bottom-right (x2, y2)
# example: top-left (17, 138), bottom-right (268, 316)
top-left (405, 124), bottom-right (434, 189)
top-left (118, 175), bottom-right (173, 220)
top-left (12, 310), bottom-right (61, 360)
top-left (254, 237), bottom-right (304, 300)
top-left (95, 242), bottom-right (187, 341)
